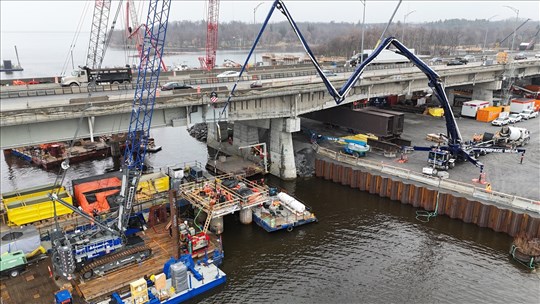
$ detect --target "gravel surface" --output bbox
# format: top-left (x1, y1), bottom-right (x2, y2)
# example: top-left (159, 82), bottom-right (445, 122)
top-left (295, 112), bottom-right (540, 200)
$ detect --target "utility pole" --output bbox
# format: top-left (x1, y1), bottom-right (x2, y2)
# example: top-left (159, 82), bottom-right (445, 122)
top-left (359, 0), bottom-right (366, 64)
top-left (504, 5), bottom-right (519, 51)
top-left (483, 15), bottom-right (498, 53)
top-left (401, 10), bottom-right (416, 44)
top-left (253, 2), bottom-right (264, 67)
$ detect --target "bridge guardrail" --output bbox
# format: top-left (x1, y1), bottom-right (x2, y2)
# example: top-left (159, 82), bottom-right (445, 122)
top-left (0, 61), bottom-right (433, 99)
top-left (315, 145), bottom-right (540, 214)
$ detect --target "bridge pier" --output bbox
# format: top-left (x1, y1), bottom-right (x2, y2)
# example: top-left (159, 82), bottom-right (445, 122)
top-left (269, 117), bottom-right (300, 180)
top-left (471, 81), bottom-right (501, 103)
top-left (444, 88), bottom-right (455, 106)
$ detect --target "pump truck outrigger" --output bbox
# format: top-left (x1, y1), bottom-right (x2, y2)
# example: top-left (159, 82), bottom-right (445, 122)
top-left (48, 0), bottom-right (172, 281)
top-left (220, 0), bottom-right (526, 178)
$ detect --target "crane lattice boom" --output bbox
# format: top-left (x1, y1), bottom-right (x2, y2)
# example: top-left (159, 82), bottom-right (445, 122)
top-left (199, 0), bottom-right (220, 70)
top-left (86, 0), bottom-right (112, 69)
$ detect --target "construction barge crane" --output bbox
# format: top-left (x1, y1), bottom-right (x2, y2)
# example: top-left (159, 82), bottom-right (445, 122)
top-left (49, 0), bottom-right (172, 281)
top-left (222, 0), bottom-right (525, 176)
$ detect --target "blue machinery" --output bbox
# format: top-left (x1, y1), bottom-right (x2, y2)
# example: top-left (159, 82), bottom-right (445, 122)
top-left (224, 0), bottom-right (525, 174)
top-left (49, 0), bottom-right (172, 280)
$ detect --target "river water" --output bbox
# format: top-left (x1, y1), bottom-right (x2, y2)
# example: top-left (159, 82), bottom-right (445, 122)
top-left (1, 126), bottom-right (538, 303)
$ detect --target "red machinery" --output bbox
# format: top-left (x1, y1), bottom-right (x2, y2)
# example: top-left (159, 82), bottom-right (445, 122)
top-left (126, 0), bottom-right (167, 71)
top-left (198, 0), bottom-right (220, 70)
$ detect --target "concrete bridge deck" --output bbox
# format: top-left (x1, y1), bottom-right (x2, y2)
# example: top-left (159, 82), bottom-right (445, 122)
top-left (2, 59), bottom-right (540, 149)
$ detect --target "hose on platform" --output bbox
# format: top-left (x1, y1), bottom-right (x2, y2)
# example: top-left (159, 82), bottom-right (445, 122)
top-left (415, 190), bottom-right (440, 223)
top-left (194, 208), bottom-right (203, 233)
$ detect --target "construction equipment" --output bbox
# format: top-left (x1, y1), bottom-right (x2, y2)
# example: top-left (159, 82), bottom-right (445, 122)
top-left (86, 0), bottom-right (112, 69)
top-left (0, 251), bottom-right (27, 278)
top-left (222, 0), bottom-right (526, 175)
top-left (49, 0), bottom-right (172, 281)
top-left (199, 0), bottom-right (220, 70)
top-left (307, 131), bottom-right (370, 157)
top-left (125, 0), bottom-right (167, 71)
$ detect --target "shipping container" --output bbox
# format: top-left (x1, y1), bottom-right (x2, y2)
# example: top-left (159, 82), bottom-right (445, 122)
top-left (476, 106), bottom-right (503, 122)
top-left (510, 98), bottom-right (534, 113)
top-left (461, 100), bottom-right (490, 118)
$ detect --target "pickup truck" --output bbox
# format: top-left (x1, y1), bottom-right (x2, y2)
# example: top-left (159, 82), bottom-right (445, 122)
top-left (519, 109), bottom-right (539, 120)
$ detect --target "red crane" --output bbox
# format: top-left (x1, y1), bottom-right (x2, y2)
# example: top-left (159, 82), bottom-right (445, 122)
top-left (199, 0), bottom-right (220, 70)
top-left (126, 0), bottom-right (167, 71)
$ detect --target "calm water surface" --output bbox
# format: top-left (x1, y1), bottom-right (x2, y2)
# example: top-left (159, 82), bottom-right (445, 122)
top-left (1, 127), bottom-right (538, 303)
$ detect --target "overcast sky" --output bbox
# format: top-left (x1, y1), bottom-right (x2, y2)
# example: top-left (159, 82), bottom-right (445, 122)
top-left (1, 0), bottom-right (539, 33)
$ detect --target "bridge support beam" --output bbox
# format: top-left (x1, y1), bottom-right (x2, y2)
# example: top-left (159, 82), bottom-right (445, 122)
top-left (269, 117), bottom-right (300, 180)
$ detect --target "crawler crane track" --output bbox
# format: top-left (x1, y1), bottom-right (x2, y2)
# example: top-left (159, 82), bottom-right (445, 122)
top-left (79, 245), bottom-right (152, 280)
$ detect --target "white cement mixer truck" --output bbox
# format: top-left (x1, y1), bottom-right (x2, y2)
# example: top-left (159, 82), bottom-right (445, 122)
top-left (495, 126), bottom-right (530, 147)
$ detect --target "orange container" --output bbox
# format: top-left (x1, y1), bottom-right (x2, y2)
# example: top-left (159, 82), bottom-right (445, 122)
top-left (534, 99), bottom-right (540, 111)
top-left (476, 106), bottom-right (502, 122)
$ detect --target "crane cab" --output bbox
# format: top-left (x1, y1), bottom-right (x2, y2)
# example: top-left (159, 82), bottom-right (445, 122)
top-left (427, 150), bottom-right (455, 170)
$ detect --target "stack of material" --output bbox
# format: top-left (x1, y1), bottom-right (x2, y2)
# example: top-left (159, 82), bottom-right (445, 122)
top-left (170, 262), bottom-right (189, 293)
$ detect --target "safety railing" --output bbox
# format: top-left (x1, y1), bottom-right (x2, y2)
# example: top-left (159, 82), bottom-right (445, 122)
top-left (315, 145), bottom-right (540, 214)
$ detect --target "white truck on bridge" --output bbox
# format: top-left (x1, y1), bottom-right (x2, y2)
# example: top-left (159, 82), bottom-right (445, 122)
top-left (61, 66), bottom-right (133, 87)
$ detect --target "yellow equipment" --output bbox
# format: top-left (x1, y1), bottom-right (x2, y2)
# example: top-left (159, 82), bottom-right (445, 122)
top-left (2, 185), bottom-right (74, 226)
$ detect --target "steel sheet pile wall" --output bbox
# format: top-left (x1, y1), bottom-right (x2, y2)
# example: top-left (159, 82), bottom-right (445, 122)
top-left (315, 159), bottom-right (540, 238)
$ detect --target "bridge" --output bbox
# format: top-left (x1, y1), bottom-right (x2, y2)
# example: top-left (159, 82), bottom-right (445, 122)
top-left (2, 60), bottom-right (540, 178)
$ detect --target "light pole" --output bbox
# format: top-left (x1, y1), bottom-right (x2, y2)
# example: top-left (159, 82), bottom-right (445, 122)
top-left (483, 15), bottom-right (498, 53)
top-left (253, 2), bottom-right (264, 67)
top-left (359, 0), bottom-right (366, 64)
top-left (503, 5), bottom-right (519, 51)
top-left (401, 10), bottom-right (416, 44)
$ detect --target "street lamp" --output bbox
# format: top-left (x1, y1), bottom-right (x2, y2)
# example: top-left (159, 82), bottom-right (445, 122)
top-left (401, 10), bottom-right (416, 44)
top-left (483, 15), bottom-right (498, 53)
top-left (359, 0), bottom-right (366, 64)
top-left (253, 2), bottom-right (264, 67)
top-left (503, 5), bottom-right (519, 51)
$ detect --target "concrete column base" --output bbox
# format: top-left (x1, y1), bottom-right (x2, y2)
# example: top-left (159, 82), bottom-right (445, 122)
top-left (269, 118), bottom-right (297, 180)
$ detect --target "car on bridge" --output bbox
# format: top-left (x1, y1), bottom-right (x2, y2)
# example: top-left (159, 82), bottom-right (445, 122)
top-left (514, 53), bottom-right (527, 60)
top-left (161, 82), bottom-right (193, 91)
top-left (446, 59), bottom-right (465, 66)
top-left (216, 71), bottom-right (242, 78)
top-left (250, 80), bottom-right (263, 88)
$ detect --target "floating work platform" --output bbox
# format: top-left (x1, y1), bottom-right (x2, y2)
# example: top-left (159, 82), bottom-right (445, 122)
top-left (252, 191), bottom-right (318, 232)
top-left (179, 173), bottom-right (317, 233)
top-left (206, 155), bottom-right (266, 178)
top-left (6, 141), bottom-right (111, 170)
top-left (179, 173), bottom-right (269, 221)
top-left (111, 254), bottom-right (226, 304)
top-left (4, 137), bottom-right (161, 170)
top-left (73, 223), bottom-right (222, 302)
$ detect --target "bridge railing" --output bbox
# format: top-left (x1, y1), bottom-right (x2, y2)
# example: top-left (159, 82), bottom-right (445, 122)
top-left (0, 60), bottom-right (481, 99)
top-left (315, 145), bottom-right (540, 214)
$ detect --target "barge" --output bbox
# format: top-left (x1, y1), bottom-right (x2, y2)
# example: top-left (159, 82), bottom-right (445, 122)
top-left (4, 137), bottom-right (161, 170)
top-left (6, 141), bottom-right (111, 170)
top-left (110, 254), bottom-right (226, 304)
top-left (252, 191), bottom-right (318, 232)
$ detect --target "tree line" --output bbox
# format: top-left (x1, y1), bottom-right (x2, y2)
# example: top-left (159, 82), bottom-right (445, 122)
top-left (111, 18), bottom-right (539, 57)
